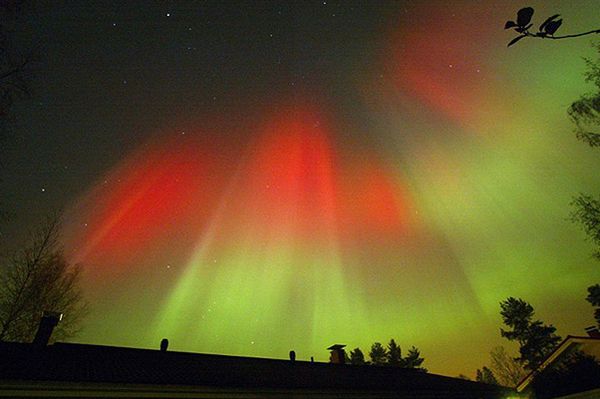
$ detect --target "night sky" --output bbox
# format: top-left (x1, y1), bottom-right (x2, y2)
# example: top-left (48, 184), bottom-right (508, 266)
top-left (2, 1), bottom-right (600, 377)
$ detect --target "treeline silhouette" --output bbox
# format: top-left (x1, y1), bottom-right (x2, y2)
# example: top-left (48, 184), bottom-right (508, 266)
top-left (347, 339), bottom-right (426, 371)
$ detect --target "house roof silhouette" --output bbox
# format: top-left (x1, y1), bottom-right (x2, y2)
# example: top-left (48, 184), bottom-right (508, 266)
top-left (0, 341), bottom-right (513, 398)
top-left (516, 335), bottom-right (600, 398)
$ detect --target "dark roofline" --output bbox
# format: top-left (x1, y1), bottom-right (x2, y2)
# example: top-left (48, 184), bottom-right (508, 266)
top-left (0, 341), bottom-right (513, 398)
top-left (516, 335), bottom-right (600, 392)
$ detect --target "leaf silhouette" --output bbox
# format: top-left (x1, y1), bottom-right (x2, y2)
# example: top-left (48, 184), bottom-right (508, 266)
top-left (539, 14), bottom-right (560, 32)
top-left (505, 20), bottom-right (518, 29)
top-left (545, 19), bottom-right (563, 35)
top-left (507, 35), bottom-right (526, 47)
top-left (516, 7), bottom-right (534, 27)
top-left (515, 24), bottom-right (533, 34)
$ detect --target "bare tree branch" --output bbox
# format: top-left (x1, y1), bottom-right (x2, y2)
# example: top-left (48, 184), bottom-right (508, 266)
top-left (525, 29), bottom-right (600, 40)
top-left (0, 58), bottom-right (28, 82)
top-left (505, 7), bottom-right (600, 47)
top-left (490, 346), bottom-right (527, 387)
top-left (0, 217), bottom-right (87, 342)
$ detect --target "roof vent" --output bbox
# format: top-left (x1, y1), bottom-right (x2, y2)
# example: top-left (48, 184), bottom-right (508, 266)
top-left (160, 338), bottom-right (169, 352)
top-left (32, 311), bottom-right (63, 348)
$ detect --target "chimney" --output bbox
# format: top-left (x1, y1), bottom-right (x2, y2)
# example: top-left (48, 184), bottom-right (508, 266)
top-left (585, 326), bottom-right (600, 338)
top-left (160, 338), bottom-right (169, 352)
top-left (32, 311), bottom-right (63, 347)
top-left (327, 344), bottom-right (346, 364)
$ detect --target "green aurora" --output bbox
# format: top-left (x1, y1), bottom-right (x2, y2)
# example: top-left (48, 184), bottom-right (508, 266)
top-left (50, 1), bottom-right (600, 377)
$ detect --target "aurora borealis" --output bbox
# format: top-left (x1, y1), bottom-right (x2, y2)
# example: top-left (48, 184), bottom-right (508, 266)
top-left (3, 1), bottom-right (600, 377)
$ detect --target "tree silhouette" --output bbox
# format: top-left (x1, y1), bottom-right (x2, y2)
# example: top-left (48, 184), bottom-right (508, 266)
top-left (500, 297), bottom-right (561, 370)
top-left (587, 284), bottom-right (600, 328)
top-left (505, 7), bottom-right (600, 47)
top-left (571, 194), bottom-right (600, 261)
top-left (568, 43), bottom-right (600, 149)
top-left (355, 340), bottom-right (426, 369)
top-left (403, 346), bottom-right (425, 370)
top-left (0, 217), bottom-right (87, 342)
top-left (386, 339), bottom-right (403, 366)
top-left (567, 42), bottom-right (600, 268)
top-left (369, 342), bottom-right (387, 365)
top-left (349, 347), bottom-right (366, 365)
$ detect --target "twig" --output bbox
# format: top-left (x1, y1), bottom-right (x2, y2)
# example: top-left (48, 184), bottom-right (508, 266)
top-left (526, 29), bottom-right (600, 40)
